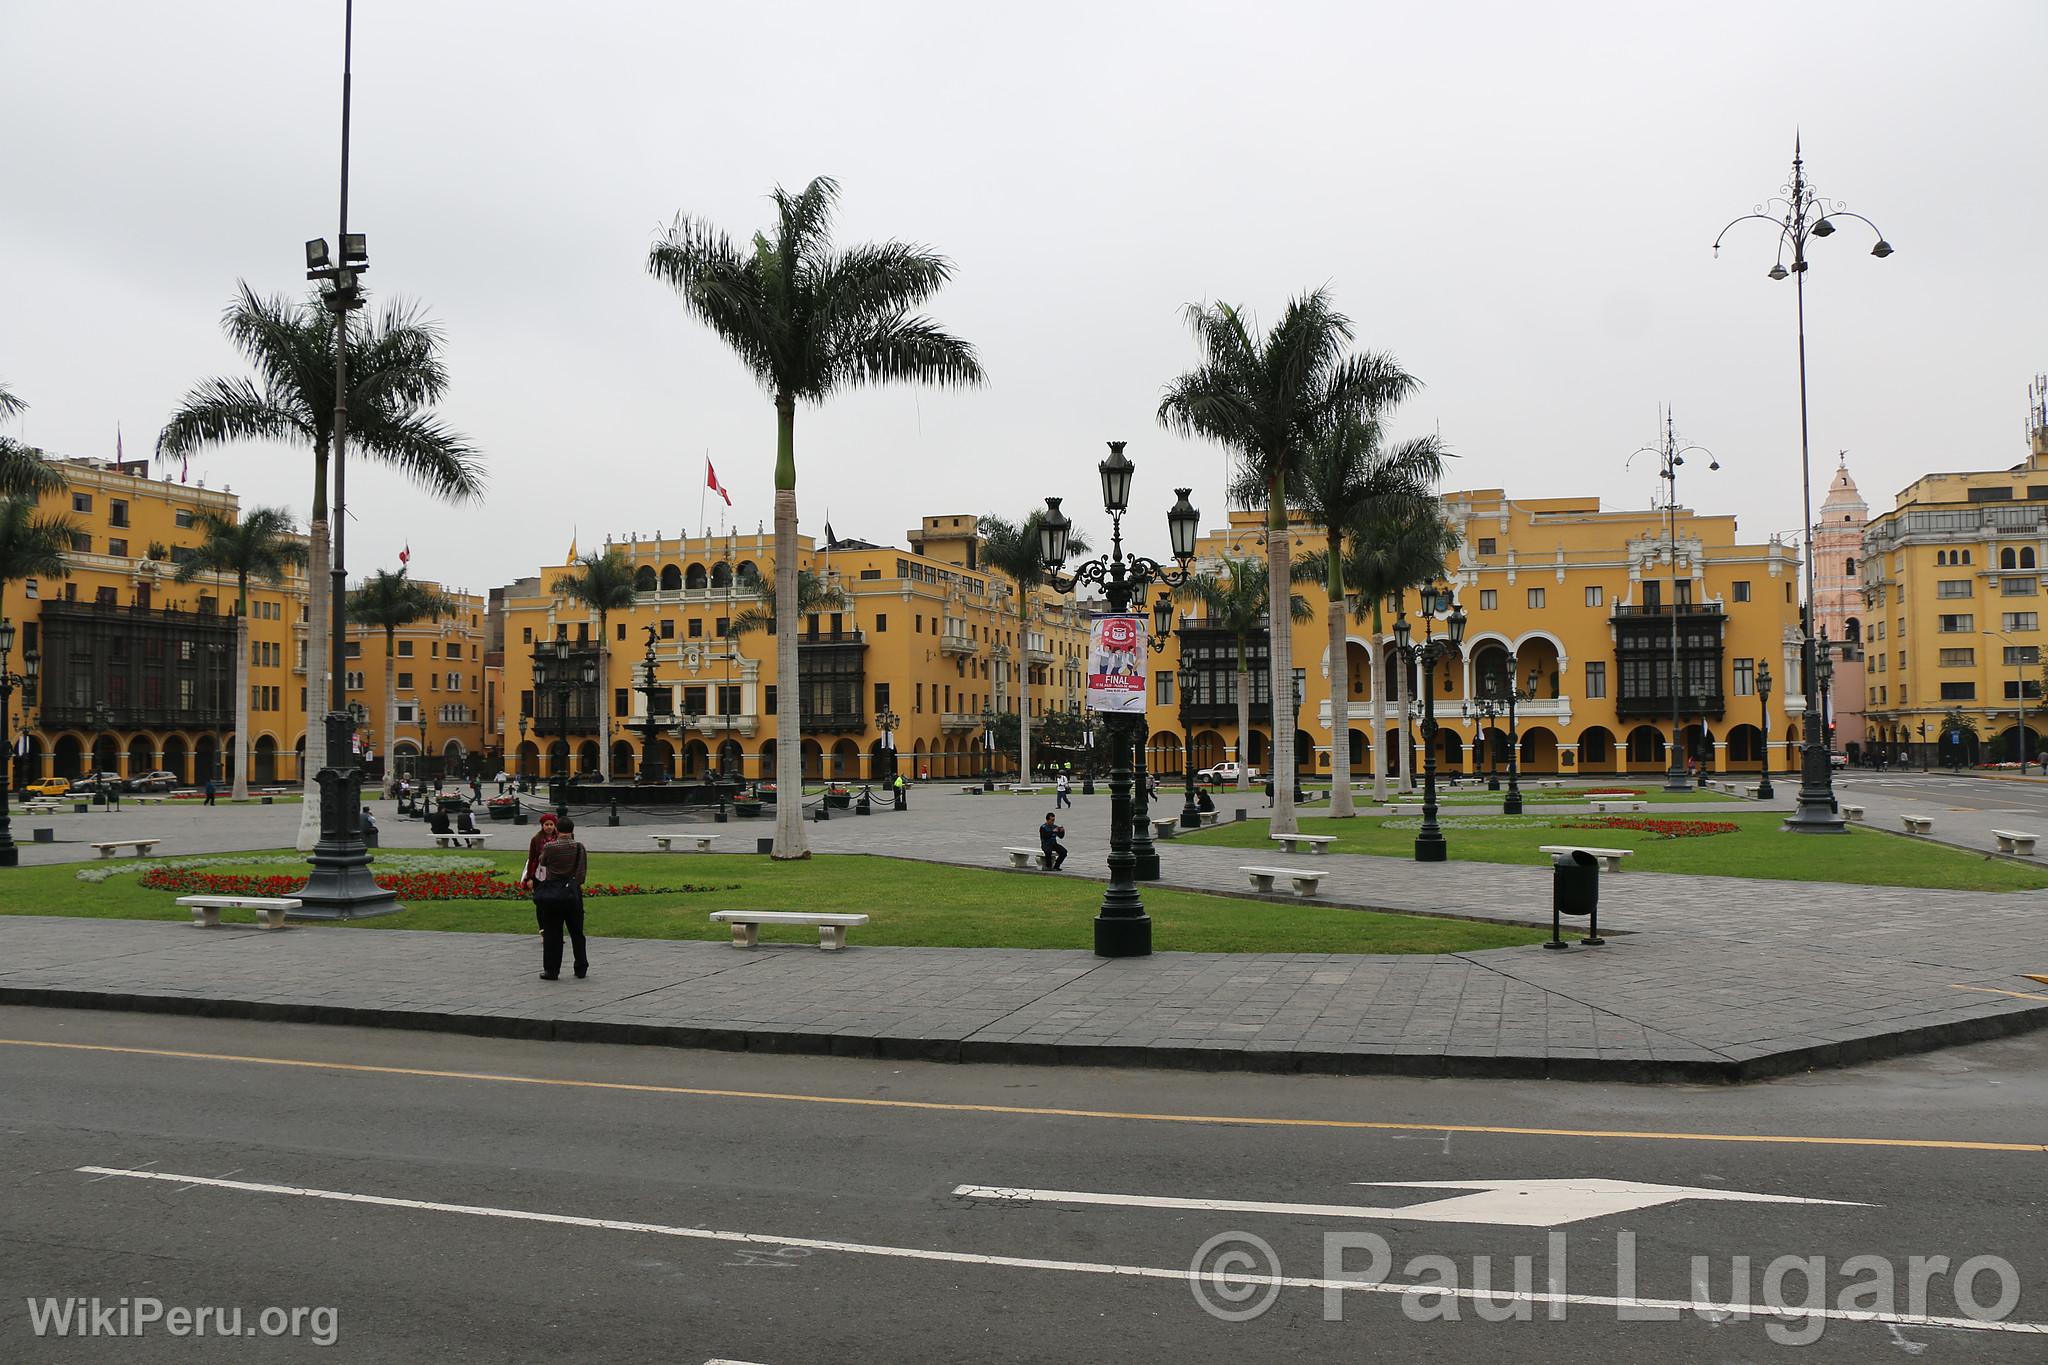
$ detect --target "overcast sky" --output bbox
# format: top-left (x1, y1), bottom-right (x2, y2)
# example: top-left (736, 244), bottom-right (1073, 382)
top-left (5, 0), bottom-right (2044, 597)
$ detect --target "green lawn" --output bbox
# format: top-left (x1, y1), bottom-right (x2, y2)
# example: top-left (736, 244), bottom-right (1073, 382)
top-left (11, 850), bottom-right (1547, 955)
top-left (1180, 813), bottom-right (2048, 891)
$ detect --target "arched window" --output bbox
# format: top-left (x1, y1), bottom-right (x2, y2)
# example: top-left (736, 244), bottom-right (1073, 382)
top-left (659, 565), bottom-right (683, 591)
top-left (711, 562), bottom-right (732, 588)
top-left (1845, 618), bottom-right (1861, 644)
top-left (2002, 548), bottom-right (2016, 570)
top-left (1963, 550), bottom-right (1973, 564)
top-left (1845, 556), bottom-right (1856, 577)
top-left (634, 566), bottom-right (657, 593)
top-left (685, 564), bottom-right (708, 590)
top-left (2025, 548), bottom-right (2038, 569)
top-left (1936, 550), bottom-right (1947, 566)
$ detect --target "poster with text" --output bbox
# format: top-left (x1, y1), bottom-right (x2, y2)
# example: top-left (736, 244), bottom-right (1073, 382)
top-left (1087, 613), bottom-right (1147, 714)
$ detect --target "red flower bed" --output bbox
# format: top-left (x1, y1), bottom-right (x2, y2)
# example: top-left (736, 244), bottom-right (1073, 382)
top-left (1561, 816), bottom-right (1737, 839)
top-left (1578, 787), bottom-right (1648, 796)
top-left (139, 867), bottom-right (708, 899)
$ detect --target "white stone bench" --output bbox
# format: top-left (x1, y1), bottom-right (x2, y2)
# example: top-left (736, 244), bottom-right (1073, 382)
top-left (1538, 844), bottom-right (1634, 873)
top-left (1901, 815), bottom-right (1934, 835)
top-left (709, 909), bottom-right (869, 951)
top-left (1150, 818), bottom-right (1179, 839)
top-left (650, 833), bottom-right (719, 853)
top-left (1842, 804), bottom-right (1866, 822)
top-left (1003, 845), bottom-right (1053, 870)
top-left (1271, 832), bottom-right (1336, 855)
top-left (1590, 800), bottom-right (1647, 813)
top-left (90, 838), bottom-right (161, 859)
top-left (179, 895), bottom-right (299, 930)
top-left (432, 832), bottom-right (490, 849)
top-left (1993, 829), bottom-right (2038, 856)
top-left (961, 785), bottom-right (984, 795)
top-left (1240, 865), bottom-right (1324, 897)
top-left (129, 794), bottom-right (170, 804)
top-left (1197, 810), bottom-right (1220, 827)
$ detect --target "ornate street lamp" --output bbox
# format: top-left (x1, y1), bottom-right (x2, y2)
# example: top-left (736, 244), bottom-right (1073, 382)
top-left (1462, 686), bottom-right (1504, 792)
top-left (0, 620), bottom-right (42, 869)
top-left (1627, 409), bottom-right (1718, 794)
top-left (1500, 665), bottom-right (1540, 816)
top-left (1717, 138), bottom-right (1891, 832)
top-left (876, 706), bottom-right (902, 794)
top-left (980, 706), bottom-right (997, 792)
top-left (1038, 444), bottom-right (1199, 957)
top-left (1392, 583), bottom-right (1468, 862)
top-left (1756, 661), bottom-right (1776, 799)
top-left (517, 712), bottom-right (531, 790)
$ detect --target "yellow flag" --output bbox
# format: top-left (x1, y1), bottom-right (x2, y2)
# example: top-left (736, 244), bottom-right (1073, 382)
top-left (566, 531), bottom-right (577, 563)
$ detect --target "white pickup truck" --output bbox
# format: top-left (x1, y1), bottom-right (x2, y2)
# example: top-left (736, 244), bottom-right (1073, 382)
top-left (1197, 761), bottom-right (1260, 785)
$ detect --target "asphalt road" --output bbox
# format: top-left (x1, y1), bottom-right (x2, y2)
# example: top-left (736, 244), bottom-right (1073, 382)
top-left (2, 1007), bottom-right (2043, 1362)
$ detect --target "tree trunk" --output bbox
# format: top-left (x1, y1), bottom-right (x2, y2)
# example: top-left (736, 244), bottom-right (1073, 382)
top-left (1369, 617), bottom-right (1389, 806)
top-left (294, 504), bottom-right (330, 851)
top-left (1394, 592), bottom-right (1416, 793)
top-left (597, 610), bottom-right (612, 782)
top-left (770, 396), bottom-right (809, 859)
top-left (230, 612), bottom-right (252, 801)
top-left (383, 626), bottom-right (399, 798)
top-left (1265, 492), bottom-right (1297, 836)
top-left (1326, 594), bottom-right (1354, 820)
top-left (1017, 599), bottom-right (1032, 788)
top-left (1234, 640), bottom-right (1252, 793)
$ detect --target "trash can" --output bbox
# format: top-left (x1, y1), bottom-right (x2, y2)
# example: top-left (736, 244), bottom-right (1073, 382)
top-left (1547, 850), bottom-right (1603, 949)
top-left (756, 837), bottom-right (774, 855)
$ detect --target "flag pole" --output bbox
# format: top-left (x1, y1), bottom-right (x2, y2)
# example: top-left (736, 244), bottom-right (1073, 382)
top-left (700, 449), bottom-right (709, 540)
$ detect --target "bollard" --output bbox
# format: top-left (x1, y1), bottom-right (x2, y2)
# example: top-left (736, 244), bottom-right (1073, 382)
top-left (608, 797), bottom-right (621, 828)
top-left (1547, 850), bottom-right (1602, 949)
top-left (1234, 808), bottom-right (1247, 822)
top-left (513, 808), bottom-right (528, 826)
top-left (756, 836), bottom-right (774, 855)
top-left (33, 827), bottom-right (54, 842)
top-left (814, 801), bottom-right (829, 822)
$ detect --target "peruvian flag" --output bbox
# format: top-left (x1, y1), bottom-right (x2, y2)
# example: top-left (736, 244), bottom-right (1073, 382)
top-left (706, 459), bottom-right (732, 507)
top-left (399, 544), bottom-right (411, 567)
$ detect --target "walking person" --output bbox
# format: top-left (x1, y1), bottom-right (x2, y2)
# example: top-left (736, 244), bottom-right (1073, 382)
top-left (531, 816), bottom-right (590, 980)
top-left (202, 776), bottom-right (217, 807)
top-left (1038, 811), bottom-right (1068, 871)
top-left (520, 812), bottom-right (559, 933)
top-left (1055, 773), bottom-right (1072, 809)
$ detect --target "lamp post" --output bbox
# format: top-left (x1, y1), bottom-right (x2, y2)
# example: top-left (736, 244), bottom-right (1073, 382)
top-left (517, 713), bottom-right (530, 791)
top-left (1463, 686), bottom-right (1503, 791)
top-left (1717, 139), bottom-right (1891, 833)
top-left (876, 706), bottom-right (901, 781)
top-left (415, 709), bottom-right (429, 796)
top-left (1501, 666), bottom-right (1539, 816)
top-left (0, 620), bottom-right (41, 868)
top-left (1816, 634), bottom-right (1836, 773)
top-left (1917, 721), bottom-right (1929, 773)
top-left (1392, 584), bottom-right (1468, 862)
top-left (1129, 591), bottom-right (1177, 878)
top-left (980, 707), bottom-right (997, 792)
top-left (1628, 410), bottom-right (1718, 793)
top-left (1178, 686), bottom-right (1202, 830)
top-left (634, 625), bottom-right (666, 784)
top-left (1037, 441), bottom-right (1200, 958)
top-left (1756, 661), bottom-right (1776, 799)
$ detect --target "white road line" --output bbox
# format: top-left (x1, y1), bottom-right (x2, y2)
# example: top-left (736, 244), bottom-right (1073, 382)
top-left (73, 1166), bottom-right (2045, 1337)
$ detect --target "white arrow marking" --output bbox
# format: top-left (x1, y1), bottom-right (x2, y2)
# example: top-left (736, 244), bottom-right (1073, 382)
top-left (955, 1178), bottom-right (1869, 1229)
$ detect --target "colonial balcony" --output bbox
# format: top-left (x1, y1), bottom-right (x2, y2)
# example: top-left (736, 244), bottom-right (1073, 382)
top-left (1026, 645), bottom-right (1055, 665)
top-left (939, 631), bottom-right (978, 657)
top-left (668, 713), bottom-right (760, 739)
top-left (939, 711), bottom-right (983, 732)
top-left (1320, 696), bottom-right (1578, 730)
top-left (1615, 692), bottom-right (1726, 720)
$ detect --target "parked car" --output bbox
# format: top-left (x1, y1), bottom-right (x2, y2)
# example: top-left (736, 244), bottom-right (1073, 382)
top-left (1828, 752), bottom-right (1847, 770)
top-left (126, 770), bottom-right (181, 792)
top-left (80, 772), bottom-right (126, 791)
top-left (25, 777), bottom-right (71, 798)
top-left (1197, 761), bottom-right (1260, 785)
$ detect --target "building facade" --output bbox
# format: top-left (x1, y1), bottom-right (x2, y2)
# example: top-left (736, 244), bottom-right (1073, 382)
top-left (1811, 458), bottom-right (1870, 755)
top-left (340, 580), bottom-right (490, 781)
top-left (1145, 491), bottom-right (1805, 782)
top-left (1860, 415), bottom-right (2048, 767)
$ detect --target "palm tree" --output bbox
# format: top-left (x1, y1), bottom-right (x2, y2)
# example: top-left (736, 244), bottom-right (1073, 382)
top-left (174, 508), bottom-right (309, 800)
top-left (1290, 409), bottom-right (1446, 816)
top-left (348, 568), bottom-right (460, 797)
top-left (728, 567), bottom-right (847, 640)
top-left (550, 548), bottom-right (638, 782)
top-left (0, 498), bottom-right (74, 635)
top-left (1340, 499), bottom-right (1459, 800)
top-left (0, 383), bottom-right (62, 499)
top-left (1176, 555), bottom-right (1312, 792)
top-left (1159, 289), bottom-right (1410, 834)
top-left (158, 283), bottom-right (484, 847)
top-left (649, 176), bottom-right (984, 859)
top-left (979, 511), bottom-right (1088, 785)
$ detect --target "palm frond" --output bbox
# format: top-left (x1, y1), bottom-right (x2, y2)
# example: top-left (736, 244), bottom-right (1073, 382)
top-left (155, 376), bottom-right (308, 462)
top-left (0, 436), bottom-right (64, 499)
top-left (0, 498), bottom-right (78, 584)
top-left (350, 410), bottom-right (486, 503)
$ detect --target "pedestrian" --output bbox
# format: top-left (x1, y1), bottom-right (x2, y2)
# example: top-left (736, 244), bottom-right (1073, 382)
top-left (1145, 772), bottom-right (1160, 803)
top-left (360, 807), bottom-right (380, 847)
top-left (520, 812), bottom-right (560, 933)
top-left (1056, 773), bottom-right (1072, 809)
top-left (892, 771), bottom-right (908, 811)
top-left (1038, 811), bottom-right (1068, 871)
top-left (532, 815), bottom-right (590, 981)
top-left (202, 776), bottom-right (217, 807)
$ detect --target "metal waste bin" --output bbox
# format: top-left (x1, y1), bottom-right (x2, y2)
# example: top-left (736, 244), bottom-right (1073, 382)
top-left (1547, 849), bottom-right (1604, 949)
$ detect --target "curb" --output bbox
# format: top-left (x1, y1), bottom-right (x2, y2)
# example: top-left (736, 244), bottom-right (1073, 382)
top-left (4, 983), bottom-right (2043, 1086)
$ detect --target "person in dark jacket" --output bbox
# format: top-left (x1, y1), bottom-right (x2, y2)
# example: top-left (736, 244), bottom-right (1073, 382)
top-left (1038, 812), bottom-right (1067, 871)
top-left (520, 812), bottom-right (558, 932)
top-left (533, 816), bottom-right (590, 980)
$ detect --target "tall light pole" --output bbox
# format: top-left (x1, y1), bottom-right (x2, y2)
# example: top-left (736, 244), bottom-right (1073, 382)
top-left (1393, 584), bottom-right (1468, 862)
top-left (0, 620), bottom-right (41, 869)
top-left (1038, 443), bottom-right (1200, 957)
top-left (1500, 665), bottom-right (1539, 816)
top-left (1717, 138), bottom-right (1892, 833)
top-left (1628, 409), bottom-right (1718, 793)
top-left (1756, 661), bottom-right (1776, 799)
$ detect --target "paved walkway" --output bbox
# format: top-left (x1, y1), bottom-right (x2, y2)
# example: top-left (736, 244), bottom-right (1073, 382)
top-left (5, 782), bottom-right (2047, 1081)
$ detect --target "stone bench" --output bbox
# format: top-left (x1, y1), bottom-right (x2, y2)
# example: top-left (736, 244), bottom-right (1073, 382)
top-left (129, 794), bottom-right (171, 804)
top-left (1901, 815), bottom-right (1934, 835)
top-left (1842, 804), bottom-right (1866, 822)
top-left (1271, 832), bottom-right (1336, 855)
top-left (1003, 845), bottom-right (1053, 870)
top-left (179, 895), bottom-right (299, 930)
top-left (90, 838), bottom-right (161, 859)
top-left (1196, 810), bottom-right (1220, 827)
top-left (709, 909), bottom-right (869, 951)
top-left (1240, 865), bottom-right (1324, 897)
top-left (1150, 818), bottom-right (1179, 839)
top-left (1993, 829), bottom-right (2038, 856)
top-left (1590, 800), bottom-right (1647, 813)
top-left (432, 832), bottom-right (490, 849)
top-left (1386, 803), bottom-right (1425, 816)
top-left (650, 833), bottom-right (719, 853)
top-left (1537, 844), bottom-right (1633, 873)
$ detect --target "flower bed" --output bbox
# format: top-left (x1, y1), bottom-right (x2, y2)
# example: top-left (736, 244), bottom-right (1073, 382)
top-left (138, 867), bottom-right (725, 900)
top-left (1560, 816), bottom-right (1737, 839)
top-left (77, 853), bottom-right (490, 884)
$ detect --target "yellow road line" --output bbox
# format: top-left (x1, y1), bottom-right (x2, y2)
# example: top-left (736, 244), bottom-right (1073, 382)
top-left (1952, 984), bottom-right (2048, 1003)
top-left (3, 1038), bottom-right (2043, 1154)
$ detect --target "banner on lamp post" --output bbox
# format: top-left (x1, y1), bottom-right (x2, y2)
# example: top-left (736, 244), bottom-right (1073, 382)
top-left (1087, 613), bottom-right (1147, 715)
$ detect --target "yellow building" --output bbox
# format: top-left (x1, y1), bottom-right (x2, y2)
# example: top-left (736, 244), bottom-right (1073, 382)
top-left (339, 580), bottom-right (490, 781)
top-left (1860, 413), bottom-right (2048, 766)
top-left (1146, 492), bottom-right (1805, 781)
top-left (5, 455), bottom-right (311, 787)
top-left (494, 517), bottom-right (1090, 784)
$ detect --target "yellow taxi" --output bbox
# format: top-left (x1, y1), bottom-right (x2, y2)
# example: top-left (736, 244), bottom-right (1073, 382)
top-left (24, 777), bottom-right (71, 798)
